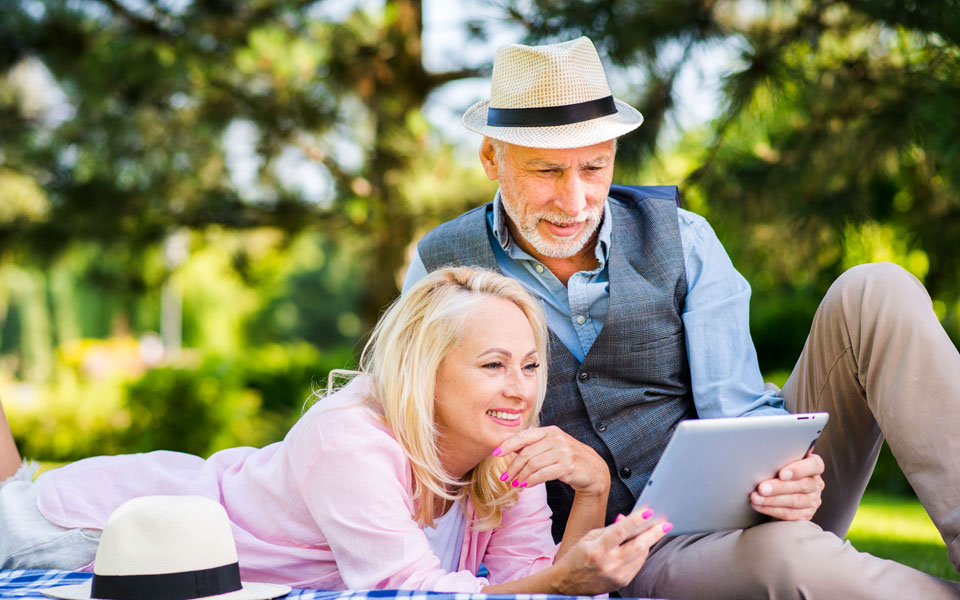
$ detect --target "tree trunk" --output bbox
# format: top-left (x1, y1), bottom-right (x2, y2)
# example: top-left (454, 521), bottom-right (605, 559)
top-left (356, 0), bottom-right (428, 331)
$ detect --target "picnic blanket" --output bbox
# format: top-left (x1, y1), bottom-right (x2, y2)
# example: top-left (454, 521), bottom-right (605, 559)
top-left (0, 570), bottom-right (629, 600)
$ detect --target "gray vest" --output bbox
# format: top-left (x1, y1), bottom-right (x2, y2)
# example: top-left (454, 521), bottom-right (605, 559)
top-left (418, 185), bottom-right (696, 540)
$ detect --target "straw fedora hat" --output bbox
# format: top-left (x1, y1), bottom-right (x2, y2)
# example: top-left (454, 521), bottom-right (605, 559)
top-left (43, 496), bottom-right (291, 600)
top-left (462, 36), bottom-right (643, 149)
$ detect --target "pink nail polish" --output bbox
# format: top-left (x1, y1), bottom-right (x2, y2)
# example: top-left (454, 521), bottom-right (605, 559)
top-left (641, 509), bottom-right (654, 519)
top-left (520, 481), bottom-right (528, 488)
top-left (662, 522), bottom-right (673, 534)
top-left (511, 479), bottom-right (519, 488)
top-left (492, 447), bottom-right (502, 457)
top-left (615, 514), bottom-right (624, 523)
top-left (500, 472), bottom-right (509, 482)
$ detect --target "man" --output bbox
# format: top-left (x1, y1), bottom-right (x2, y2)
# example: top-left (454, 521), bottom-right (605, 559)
top-left (404, 37), bottom-right (960, 598)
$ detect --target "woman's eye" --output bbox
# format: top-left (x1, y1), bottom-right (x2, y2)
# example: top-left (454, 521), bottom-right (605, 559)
top-left (523, 362), bottom-right (540, 372)
top-left (482, 362), bottom-right (503, 369)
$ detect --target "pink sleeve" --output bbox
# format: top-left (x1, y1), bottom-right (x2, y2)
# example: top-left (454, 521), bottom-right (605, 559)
top-left (287, 407), bottom-right (490, 592)
top-left (481, 484), bottom-right (559, 584)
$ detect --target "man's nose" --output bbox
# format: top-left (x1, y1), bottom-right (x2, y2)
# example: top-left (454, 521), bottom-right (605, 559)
top-left (554, 172), bottom-right (587, 218)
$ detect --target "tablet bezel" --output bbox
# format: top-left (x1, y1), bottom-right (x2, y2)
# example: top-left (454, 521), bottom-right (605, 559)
top-left (631, 412), bottom-right (828, 536)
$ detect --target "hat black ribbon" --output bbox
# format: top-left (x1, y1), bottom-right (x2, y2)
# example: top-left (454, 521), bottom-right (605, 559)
top-left (90, 562), bottom-right (242, 600)
top-left (486, 95), bottom-right (617, 127)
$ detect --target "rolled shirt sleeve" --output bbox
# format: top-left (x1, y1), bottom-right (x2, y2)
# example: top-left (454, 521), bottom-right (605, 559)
top-left (679, 210), bottom-right (787, 418)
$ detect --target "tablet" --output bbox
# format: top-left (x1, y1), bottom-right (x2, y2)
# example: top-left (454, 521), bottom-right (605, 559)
top-left (631, 412), bottom-right (828, 536)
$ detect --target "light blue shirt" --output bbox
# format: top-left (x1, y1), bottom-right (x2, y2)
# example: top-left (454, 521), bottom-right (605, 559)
top-left (403, 193), bottom-right (786, 419)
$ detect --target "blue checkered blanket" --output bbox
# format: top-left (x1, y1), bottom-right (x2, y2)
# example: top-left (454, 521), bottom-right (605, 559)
top-left (0, 570), bottom-right (621, 600)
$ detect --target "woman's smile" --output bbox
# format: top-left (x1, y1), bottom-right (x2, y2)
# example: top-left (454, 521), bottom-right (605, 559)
top-left (433, 295), bottom-right (540, 477)
top-left (485, 408), bottom-right (524, 427)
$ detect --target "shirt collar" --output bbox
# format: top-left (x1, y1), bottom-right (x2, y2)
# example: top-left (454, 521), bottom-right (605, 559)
top-left (491, 190), bottom-right (613, 270)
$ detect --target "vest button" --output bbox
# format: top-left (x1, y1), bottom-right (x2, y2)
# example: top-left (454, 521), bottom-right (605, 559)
top-left (620, 467), bottom-right (632, 478)
top-left (578, 371), bottom-right (589, 382)
top-left (596, 422), bottom-right (606, 433)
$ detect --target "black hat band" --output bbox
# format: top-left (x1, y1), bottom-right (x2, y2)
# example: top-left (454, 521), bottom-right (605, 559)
top-left (486, 95), bottom-right (617, 127)
top-left (90, 562), bottom-right (242, 600)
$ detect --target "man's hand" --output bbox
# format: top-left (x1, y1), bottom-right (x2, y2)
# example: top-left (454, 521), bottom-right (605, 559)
top-left (750, 451), bottom-right (825, 521)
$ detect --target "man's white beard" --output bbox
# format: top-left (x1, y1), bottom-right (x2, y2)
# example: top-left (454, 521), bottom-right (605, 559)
top-left (502, 199), bottom-right (603, 259)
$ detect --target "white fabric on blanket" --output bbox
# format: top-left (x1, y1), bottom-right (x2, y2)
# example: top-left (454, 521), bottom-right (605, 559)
top-left (0, 463), bottom-right (100, 571)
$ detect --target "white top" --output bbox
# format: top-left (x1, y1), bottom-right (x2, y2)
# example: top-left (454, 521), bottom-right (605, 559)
top-left (422, 504), bottom-right (467, 573)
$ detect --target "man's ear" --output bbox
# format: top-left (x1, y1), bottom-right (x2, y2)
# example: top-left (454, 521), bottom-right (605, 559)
top-left (479, 137), bottom-right (499, 181)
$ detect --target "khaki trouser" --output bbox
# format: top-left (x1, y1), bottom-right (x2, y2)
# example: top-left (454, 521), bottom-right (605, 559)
top-left (625, 263), bottom-right (960, 599)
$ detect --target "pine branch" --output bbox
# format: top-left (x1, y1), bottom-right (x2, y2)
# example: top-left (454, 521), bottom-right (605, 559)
top-left (96, 0), bottom-right (176, 41)
top-left (426, 67), bottom-right (487, 88)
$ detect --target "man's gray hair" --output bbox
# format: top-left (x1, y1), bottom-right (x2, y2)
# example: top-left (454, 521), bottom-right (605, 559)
top-left (487, 138), bottom-right (618, 164)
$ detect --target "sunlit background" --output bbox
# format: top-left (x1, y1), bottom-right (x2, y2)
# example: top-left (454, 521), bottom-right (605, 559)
top-left (1, 0), bottom-right (959, 578)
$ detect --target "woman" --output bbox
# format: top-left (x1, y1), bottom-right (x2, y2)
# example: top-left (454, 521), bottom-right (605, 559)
top-left (0, 267), bottom-right (668, 594)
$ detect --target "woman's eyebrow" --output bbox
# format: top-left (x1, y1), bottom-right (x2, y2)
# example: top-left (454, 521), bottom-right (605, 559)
top-left (477, 348), bottom-right (538, 359)
top-left (478, 347), bottom-right (512, 358)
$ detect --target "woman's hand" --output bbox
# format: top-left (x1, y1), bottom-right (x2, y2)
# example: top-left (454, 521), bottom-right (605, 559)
top-left (549, 509), bottom-right (670, 595)
top-left (480, 509), bottom-right (671, 596)
top-left (494, 426), bottom-right (610, 497)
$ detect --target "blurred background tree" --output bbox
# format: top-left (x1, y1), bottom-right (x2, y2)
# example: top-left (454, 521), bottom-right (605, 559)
top-left (0, 0), bottom-right (493, 334)
top-left (0, 1), bottom-right (957, 498)
top-left (0, 0), bottom-right (496, 456)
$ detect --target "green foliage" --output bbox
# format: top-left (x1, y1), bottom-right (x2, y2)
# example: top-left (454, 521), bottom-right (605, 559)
top-left (867, 443), bottom-right (916, 496)
top-left (8, 343), bottom-right (354, 461)
top-left (120, 342), bottom-right (352, 456)
top-left (0, 229), bottom-right (365, 381)
top-left (234, 343), bottom-right (350, 417)
top-left (6, 374), bottom-right (130, 461)
top-left (121, 360), bottom-right (255, 456)
top-left (0, 0), bottom-right (493, 331)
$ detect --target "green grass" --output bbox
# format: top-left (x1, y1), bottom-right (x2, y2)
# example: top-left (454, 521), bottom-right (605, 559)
top-left (849, 492), bottom-right (959, 581)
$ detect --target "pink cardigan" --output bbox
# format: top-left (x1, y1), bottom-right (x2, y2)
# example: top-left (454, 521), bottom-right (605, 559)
top-left (36, 378), bottom-right (558, 591)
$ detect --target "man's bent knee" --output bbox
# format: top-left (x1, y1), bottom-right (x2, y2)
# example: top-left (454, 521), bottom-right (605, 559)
top-left (734, 520), bottom-right (832, 596)
top-left (820, 262), bottom-right (931, 326)
top-left (828, 262), bottom-right (927, 305)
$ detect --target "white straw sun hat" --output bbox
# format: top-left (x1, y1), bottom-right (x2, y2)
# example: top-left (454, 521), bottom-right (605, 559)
top-left (462, 36), bottom-right (643, 149)
top-left (43, 496), bottom-right (291, 600)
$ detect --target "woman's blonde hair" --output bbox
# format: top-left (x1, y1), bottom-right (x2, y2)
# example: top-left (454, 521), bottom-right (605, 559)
top-left (346, 266), bottom-right (549, 530)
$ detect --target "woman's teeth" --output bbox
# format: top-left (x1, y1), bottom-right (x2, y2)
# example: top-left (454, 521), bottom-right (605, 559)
top-left (486, 410), bottom-right (520, 420)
